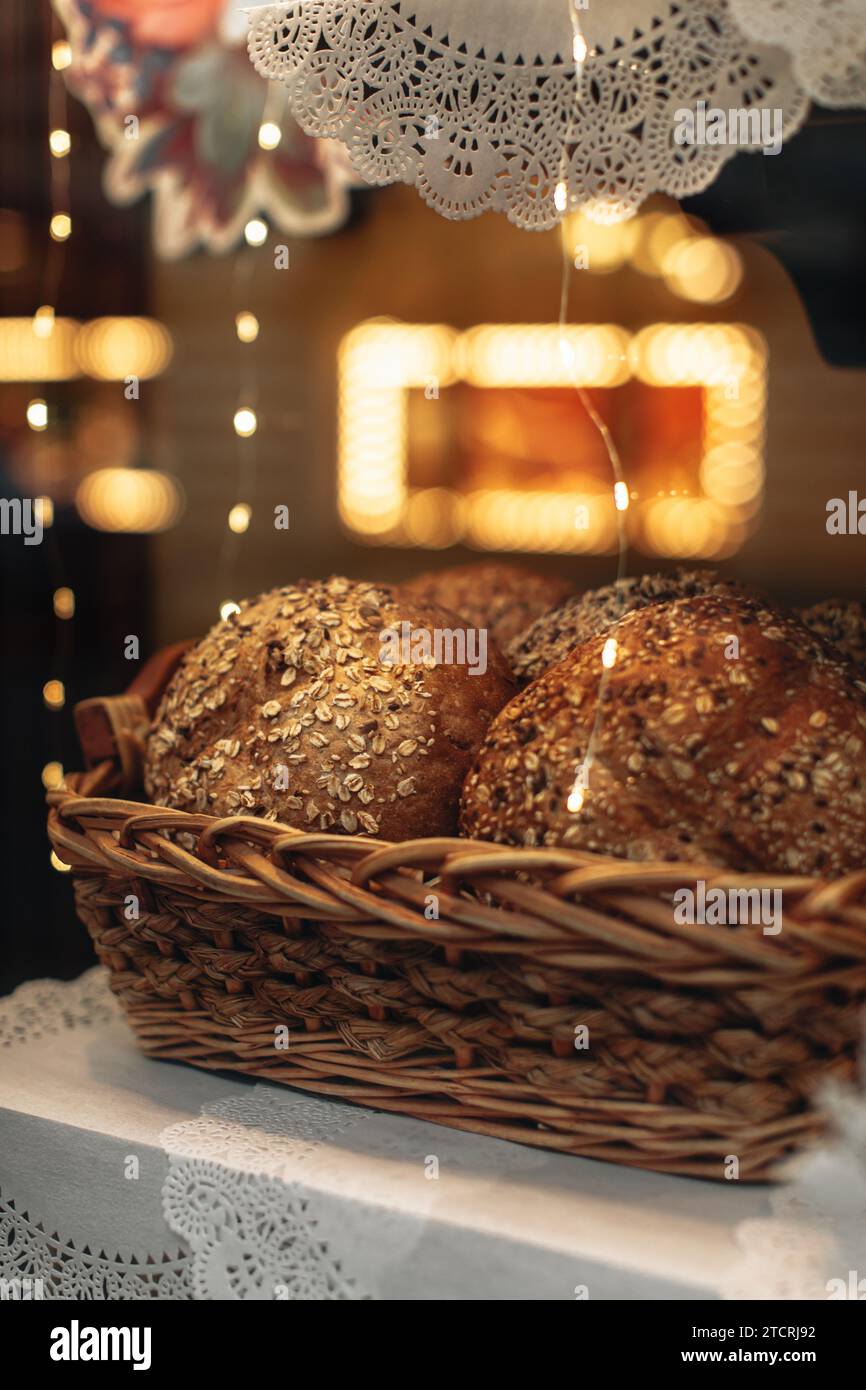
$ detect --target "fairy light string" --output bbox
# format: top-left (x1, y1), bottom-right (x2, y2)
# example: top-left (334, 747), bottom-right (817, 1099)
top-left (557, 0), bottom-right (630, 815)
top-left (40, 17), bottom-right (76, 824)
top-left (220, 85), bottom-right (290, 618)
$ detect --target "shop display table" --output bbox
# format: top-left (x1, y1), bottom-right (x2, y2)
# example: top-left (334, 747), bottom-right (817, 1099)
top-left (0, 970), bottom-right (860, 1301)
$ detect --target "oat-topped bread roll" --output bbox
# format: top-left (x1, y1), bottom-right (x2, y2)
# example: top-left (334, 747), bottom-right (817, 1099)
top-left (799, 599), bottom-right (866, 670)
top-left (508, 567), bottom-right (747, 686)
top-left (462, 591), bottom-right (866, 876)
top-left (145, 577), bottom-right (514, 841)
top-left (404, 562), bottom-right (576, 653)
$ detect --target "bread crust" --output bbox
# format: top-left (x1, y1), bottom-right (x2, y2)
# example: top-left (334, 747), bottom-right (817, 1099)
top-left (508, 568), bottom-right (745, 686)
top-left (145, 577), bottom-right (514, 841)
top-left (404, 562), bottom-right (575, 653)
top-left (799, 599), bottom-right (866, 670)
top-left (462, 591), bottom-right (866, 876)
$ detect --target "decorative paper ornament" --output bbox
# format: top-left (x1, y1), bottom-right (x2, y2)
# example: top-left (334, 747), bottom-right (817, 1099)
top-left (247, 0), bottom-right (864, 229)
top-left (53, 0), bottom-right (354, 258)
top-left (729, 0), bottom-right (866, 109)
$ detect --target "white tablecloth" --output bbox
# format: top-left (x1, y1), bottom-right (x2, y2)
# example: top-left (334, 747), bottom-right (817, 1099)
top-left (1, 970), bottom-right (863, 1301)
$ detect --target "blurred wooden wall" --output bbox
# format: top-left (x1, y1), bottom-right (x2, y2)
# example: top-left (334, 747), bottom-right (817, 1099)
top-left (152, 182), bottom-right (866, 643)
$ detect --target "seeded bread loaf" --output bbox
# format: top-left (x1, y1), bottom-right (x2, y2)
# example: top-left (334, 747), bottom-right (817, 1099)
top-left (461, 592), bottom-right (866, 876)
top-left (799, 599), bottom-right (866, 670)
top-left (508, 568), bottom-right (747, 686)
top-left (404, 562), bottom-right (576, 653)
top-left (144, 577), bottom-right (514, 841)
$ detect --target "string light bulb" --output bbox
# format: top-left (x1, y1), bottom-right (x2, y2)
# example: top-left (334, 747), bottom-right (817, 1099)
top-left (49, 129), bottom-right (71, 158)
top-left (258, 122), bottom-right (281, 150)
top-left (26, 398), bottom-right (48, 431)
top-left (235, 311), bottom-right (259, 344)
top-left (53, 586), bottom-right (75, 619)
top-left (42, 761), bottom-right (64, 790)
top-left (614, 480), bottom-right (630, 512)
top-left (220, 600), bottom-right (241, 621)
top-left (244, 218), bottom-right (267, 248)
top-left (554, 181), bottom-right (569, 214)
top-left (228, 503), bottom-right (252, 534)
top-left (50, 212), bottom-right (71, 242)
top-left (233, 407), bottom-right (257, 438)
top-left (32, 305), bottom-right (55, 339)
top-left (50, 850), bottom-right (72, 873)
top-left (602, 637), bottom-right (619, 670)
top-left (43, 679), bottom-right (65, 710)
top-left (567, 784), bottom-right (586, 814)
top-left (52, 40), bottom-right (72, 71)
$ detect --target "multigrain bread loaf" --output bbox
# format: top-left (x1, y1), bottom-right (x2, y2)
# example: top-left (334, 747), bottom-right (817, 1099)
top-left (404, 562), bottom-right (576, 653)
top-left (144, 577), bottom-right (514, 841)
top-left (799, 599), bottom-right (866, 670)
top-left (461, 591), bottom-right (866, 876)
top-left (508, 568), bottom-right (747, 686)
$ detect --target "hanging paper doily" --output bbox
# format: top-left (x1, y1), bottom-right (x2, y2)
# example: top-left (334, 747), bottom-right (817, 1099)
top-left (730, 0), bottom-right (866, 109)
top-left (54, 0), bottom-right (354, 258)
top-left (245, 0), bottom-right (828, 229)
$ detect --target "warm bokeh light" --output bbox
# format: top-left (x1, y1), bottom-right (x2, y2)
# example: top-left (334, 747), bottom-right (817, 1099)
top-left (43, 679), bottom-right (65, 710)
top-left (461, 324), bottom-right (631, 388)
top-left (75, 317), bottom-right (173, 380)
top-left (235, 311), bottom-right (259, 344)
top-left (244, 218), bottom-right (268, 247)
top-left (50, 213), bottom-right (72, 242)
top-left (258, 122), bottom-right (281, 150)
top-left (0, 316), bottom-right (78, 379)
top-left (228, 502), bottom-right (252, 533)
top-left (42, 761), bottom-right (64, 790)
top-left (663, 237), bottom-right (744, 304)
top-left (220, 600), bottom-right (241, 621)
top-left (32, 305), bottom-right (56, 339)
top-left (52, 40), bottom-right (72, 71)
top-left (339, 319), bottom-right (766, 558)
top-left (563, 210), bottom-right (639, 274)
top-left (35, 496), bottom-right (54, 529)
top-left (233, 407), bottom-right (257, 437)
top-left (49, 129), bottom-right (71, 158)
top-left (53, 587), bottom-right (75, 619)
top-left (26, 398), bottom-right (48, 431)
top-left (76, 468), bottom-right (184, 533)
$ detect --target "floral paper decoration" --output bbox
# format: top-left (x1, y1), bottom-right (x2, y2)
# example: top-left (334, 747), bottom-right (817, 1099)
top-left (246, 0), bottom-right (866, 230)
top-left (54, 0), bottom-right (354, 258)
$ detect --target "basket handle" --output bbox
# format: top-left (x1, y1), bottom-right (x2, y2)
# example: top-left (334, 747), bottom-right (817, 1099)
top-left (74, 640), bottom-right (192, 792)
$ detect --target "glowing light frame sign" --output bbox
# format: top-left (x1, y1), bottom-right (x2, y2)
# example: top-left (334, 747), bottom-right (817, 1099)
top-left (338, 321), bottom-right (767, 559)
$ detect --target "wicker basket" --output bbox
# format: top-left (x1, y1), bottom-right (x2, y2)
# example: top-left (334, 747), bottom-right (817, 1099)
top-left (46, 645), bottom-right (866, 1181)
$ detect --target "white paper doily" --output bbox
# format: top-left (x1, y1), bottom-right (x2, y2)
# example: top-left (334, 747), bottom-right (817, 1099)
top-left (730, 0), bottom-right (866, 109)
top-left (0, 969), bottom-right (194, 1301)
top-left (725, 1063), bottom-right (866, 1300)
top-left (247, 0), bottom-right (815, 228)
top-left (160, 1089), bottom-right (379, 1300)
